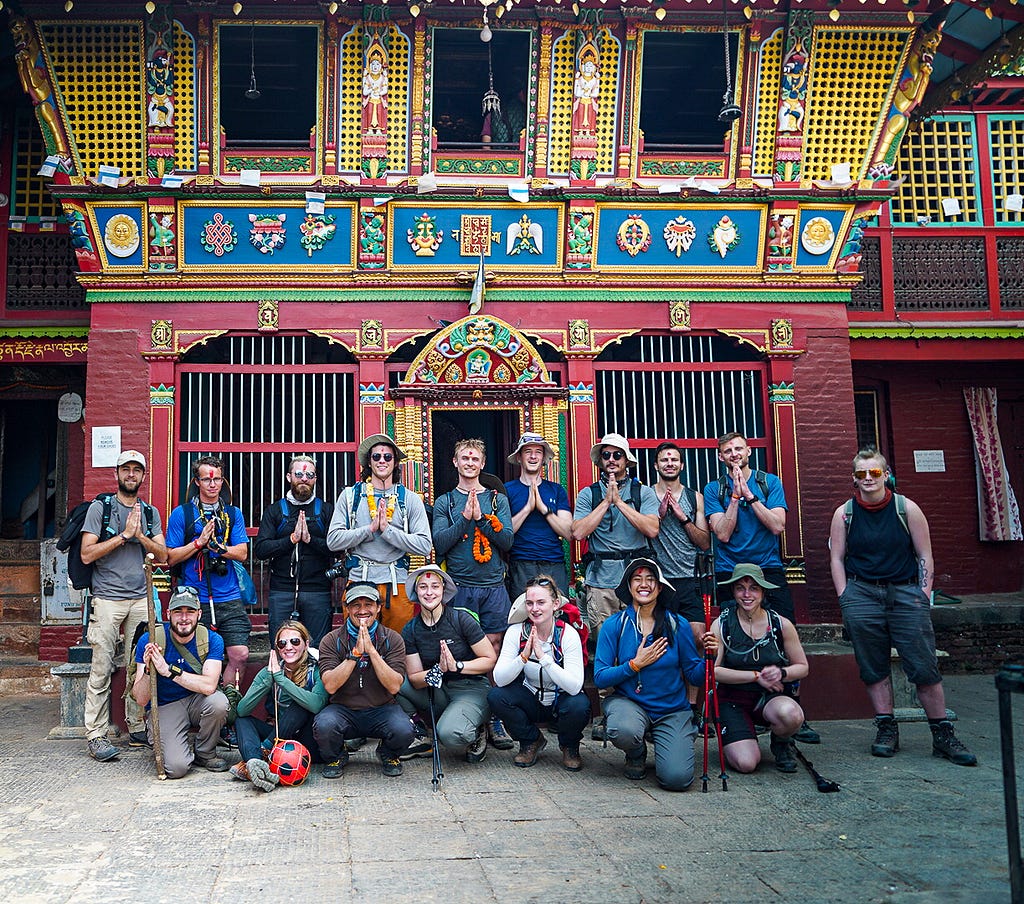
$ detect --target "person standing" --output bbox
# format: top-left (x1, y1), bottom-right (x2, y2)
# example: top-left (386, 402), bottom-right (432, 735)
top-left (327, 433), bottom-right (431, 633)
top-left (254, 454), bottom-right (336, 646)
top-left (433, 438), bottom-right (516, 750)
top-left (504, 432), bottom-right (572, 600)
top-left (165, 456), bottom-right (251, 691)
top-left (829, 448), bottom-right (976, 766)
top-left (79, 450), bottom-right (167, 761)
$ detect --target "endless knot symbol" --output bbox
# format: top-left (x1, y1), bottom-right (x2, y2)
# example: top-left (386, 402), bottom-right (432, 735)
top-left (201, 212), bottom-right (237, 257)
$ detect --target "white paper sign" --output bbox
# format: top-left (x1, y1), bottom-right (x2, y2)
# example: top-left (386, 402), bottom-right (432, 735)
top-left (38, 155), bottom-right (61, 177)
top-left (239, 169), bottom-right (262, 187)
top-left (305, 191), bottom-right (326, 215)
top-left (1005, 193), bottom-right (1024, 213)
top-left (97, 165), bottom-right (121, 187)
top-left (913, 450), bottom-right (946, 473)
top-left (830, 163), bottom-right (852, 183)
top-left (941, 197), bottom-right (962, 216)
top-left (92, 426), bottom-right (122, 468)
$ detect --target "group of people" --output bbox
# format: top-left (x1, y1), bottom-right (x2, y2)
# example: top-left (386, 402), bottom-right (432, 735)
top-left (79, 428), bottom-right (976, 790)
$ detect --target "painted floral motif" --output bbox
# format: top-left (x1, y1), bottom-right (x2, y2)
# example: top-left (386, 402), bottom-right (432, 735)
top-left (249, 213), bottom-right (287, 255)
top-left (616, 214), bottom-right (652, 257)
top-left (299, 214), bottom-right (336, 258)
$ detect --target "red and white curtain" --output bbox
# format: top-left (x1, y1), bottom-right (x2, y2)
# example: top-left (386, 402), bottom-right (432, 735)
top-left (963, 387), bottom-right (1022, 542)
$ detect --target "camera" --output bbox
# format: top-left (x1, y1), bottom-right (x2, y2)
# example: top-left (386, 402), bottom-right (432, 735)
top-left (208, 555), bottom-right (229, 577)
top-left (325, 561), bottom-right (348, 583)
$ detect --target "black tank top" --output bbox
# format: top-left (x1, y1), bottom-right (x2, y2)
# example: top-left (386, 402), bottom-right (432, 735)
top-left (720, 606), bottom-right (788, 671)
top-left (844, 496), bottom-right (918, 584)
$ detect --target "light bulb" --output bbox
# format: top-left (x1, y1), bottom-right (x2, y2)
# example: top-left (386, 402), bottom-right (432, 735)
top-left (829, 6), bottom-right (840, 19)
top-left (64, 0), bottom-right (74, 10)
top-left (329, 1), bottom-right (339, 11)
top-left (410, 3), bottom-right (420, 14)
top-left (145, 1), bottom-right (156, 12)
top-left (655, 5), bottom-right (666, 17)
top-left (232, 1), bottom-right (242, 14)
top-left (480, 22), bottom-right (493, 41)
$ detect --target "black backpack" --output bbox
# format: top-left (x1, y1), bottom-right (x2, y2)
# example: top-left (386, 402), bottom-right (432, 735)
top-left (56, 494), bottom-right (157, 591)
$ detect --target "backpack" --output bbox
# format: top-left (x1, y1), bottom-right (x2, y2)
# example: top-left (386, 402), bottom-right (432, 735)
top-left (56, 494), bottom-right (157, 591)
top-left (717, 470), bottom-right (771, 508)
top-left (126, 622), bottom-right (211, 689)
top-left (171, 500), bottom-right (235, 580)
top-left (719, 605), bottom-right (789, 670)
top-left (276, 497), bottom-right (326, 537)
top-left (520, 603), bottom-right (590, 667)
top-left (843, 494), bottom-right (909, 536)
top-left (344, 483), bottom-right (411, 569)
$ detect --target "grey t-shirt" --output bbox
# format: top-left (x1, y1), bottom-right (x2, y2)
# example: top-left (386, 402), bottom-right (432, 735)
top-left (650, 488), bottom-right (698, 581)
top-left (82, 497), bottom-right (163, 600)
top-left (572, 479), bottom-right (659, 589)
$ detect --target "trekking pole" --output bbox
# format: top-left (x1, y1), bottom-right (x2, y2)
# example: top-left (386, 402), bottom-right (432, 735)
top-left (425, 664), bottom-right (444, 792)
top-left (793, 744), bottom-right (840, 793)
top-left (144, 554), bottom-right (166, 780)
top-left (698, 552), bottom-right (728, 792)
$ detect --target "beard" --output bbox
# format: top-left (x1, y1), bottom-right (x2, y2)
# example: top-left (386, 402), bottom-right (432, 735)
top-left (291, 482), bottom-right (314, 502)
top-left (117, 477), bottom-right (140, 497)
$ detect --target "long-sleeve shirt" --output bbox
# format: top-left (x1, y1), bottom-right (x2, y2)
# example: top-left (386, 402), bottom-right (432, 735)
top-left (593, 608), bottom-right (706, 719)
top-left (252, 498), bottom-right (335, 593)
top-left (235, 663), bottom-right (328, 718)
top-left (432, 488), bottom-right (513, 586)
top-left (493, 621), bottom-right (584, 705)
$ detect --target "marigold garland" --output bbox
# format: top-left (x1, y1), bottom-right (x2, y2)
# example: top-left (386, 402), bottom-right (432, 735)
top-left (365, 480), bottom-right (396, 520)
top-left (471, 514), bottom-right (503, 563)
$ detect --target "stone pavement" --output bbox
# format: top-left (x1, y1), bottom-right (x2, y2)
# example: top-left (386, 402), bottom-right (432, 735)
top-left (0, 673), bottom-right (1016, 904)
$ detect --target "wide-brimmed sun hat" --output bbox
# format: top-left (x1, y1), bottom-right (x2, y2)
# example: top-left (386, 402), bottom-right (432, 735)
top-left (717, 563), bottom-right (780, 590)
top-left (507, 432), bottom-right (556, 465)
top-left (357, 434), bottom-right (406, 470)
top-left (405, 565), bottom-right (458, 606)
top-left (590, 433), bottom-right (637, 468)
top-left (615, 557), bottom-right (676, 606)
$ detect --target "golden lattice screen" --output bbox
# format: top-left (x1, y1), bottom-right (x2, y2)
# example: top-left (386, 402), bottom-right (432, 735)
top-left (752, 27), bottom-right (784, 178)
top-left (14, 109), bottom-right (60, 219)
top-left (989, 116), bottom-right (1024, 224)
top-left (890, 116), bottom-right (978, 224)
top-left (172, 21), bottom-right (196, 172)
top-left (39, 21), bottom-right (146, 181)
top-left (802, 27), bottom-right (908, 182)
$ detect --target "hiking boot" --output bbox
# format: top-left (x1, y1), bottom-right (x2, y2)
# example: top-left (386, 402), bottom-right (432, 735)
top-left (624, 743), bottom-right (647, 781)
top-left (591, 718), bottom-right (607, 742)
top-left (400, 728), bottom-right (434, 760)
top-left (465, 726), bottom-right (487, 764)
top-left (128, 731), bottom-right (152, 748)
top-left (930, 721), bottom-right (978, 766)
top-left (247, 758), bottom-right (280, 792)
top-left (344, 736), bottom-right (366, 752)
top-left (871, 716), bottom-right (900, 758)
top-left (560, 746), bottom-right (583, 772)
top-left (770, 734), bottom-right (798, 773)
top-left (196, 754), bottom-right (231, 772)
top-left (377, 741), bottom-right (403, 777)
top-left (88, 737), bottom-right (120, 762)
top-left (794, 721), bottom-right (821, 744)
top-left (488, 718), bottom-right (515, 750)
top-left (229, 760), bottom-right (251, 781)
top-left (322, 753), bottom-right (348, 779)
top-left (513, 734), bottom-right (547, 767)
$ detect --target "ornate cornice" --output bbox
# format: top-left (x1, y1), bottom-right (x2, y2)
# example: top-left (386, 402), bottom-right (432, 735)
top-left (850, 325), bottom-right (1024, 340)
top-left (0, 326), bottom-right (89, 338)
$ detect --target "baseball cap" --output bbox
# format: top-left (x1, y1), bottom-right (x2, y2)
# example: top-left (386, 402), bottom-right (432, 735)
top-left (116, 450), bottom-right (147, 470)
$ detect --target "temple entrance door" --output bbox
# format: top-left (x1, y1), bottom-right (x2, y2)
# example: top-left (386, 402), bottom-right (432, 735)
top-left (429, 407), bottom-right (521, 498)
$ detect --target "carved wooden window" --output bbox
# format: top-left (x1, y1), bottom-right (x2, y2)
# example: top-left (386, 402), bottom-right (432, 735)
top-left (997, 237), bottom-right (1024, 309)
top-left (848, 236), bottom-right (882, 312)
top-left (892, 237), bottom-right (988, 310)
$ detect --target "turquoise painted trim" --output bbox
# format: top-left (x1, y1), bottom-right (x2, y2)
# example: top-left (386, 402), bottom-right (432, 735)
top-left (989, 114), bottom-right (1024, 227)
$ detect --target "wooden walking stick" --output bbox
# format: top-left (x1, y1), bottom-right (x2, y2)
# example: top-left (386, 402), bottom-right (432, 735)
top-left (144, 553), bottom-right (167, 780)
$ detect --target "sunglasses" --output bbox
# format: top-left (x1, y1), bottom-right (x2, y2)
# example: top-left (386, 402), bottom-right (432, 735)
top-left (292, 470), bottom-right (316, 481)
top-left (601, 450), bottom-right (625, 461)
top-left (371, 452), bottom-right (394, 462)
top-left (526, 577), bottom-right (556, 588)
top-left (276, 637), bottom-right (304, 649)
top-left (854, 468), bottom-right (885, 479)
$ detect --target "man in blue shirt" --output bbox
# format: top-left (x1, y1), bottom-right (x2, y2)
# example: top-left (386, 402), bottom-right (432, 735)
top-left (504, 432), bottom-right (572, 600)
top-left (132, 587), bottom-right (229, 778)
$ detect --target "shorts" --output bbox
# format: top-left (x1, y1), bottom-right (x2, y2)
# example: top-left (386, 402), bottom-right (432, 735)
top-left (664, 577), bottom-right (706, 623)
top-left (716, 682), bottom-right (797, 746)
top-left (453, 584), bottom-right (511, 635)
top-left (200, 597), bottom-right (252, 648)
top-left (839, 577), bottom-right (941, 687)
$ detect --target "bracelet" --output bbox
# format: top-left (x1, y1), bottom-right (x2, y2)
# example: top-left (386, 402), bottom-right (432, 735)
top-left (520, 652), bottom-right (530, 664)
top-left (753, 670), bottom-right (761, 681)
top-left (193, 538), bottom-right (202, 550)
top-left (168, 664), bottom-right (183, 679)
top-left (628, 659), bottom-right (640, 673)
top-left (731, 494), bottom-right (741, 501)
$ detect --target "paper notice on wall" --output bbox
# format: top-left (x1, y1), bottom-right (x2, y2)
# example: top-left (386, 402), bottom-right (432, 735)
top-left (913, 450), bottom-right (946, 473)
top-left (92, 427), bottom-right (122, 468)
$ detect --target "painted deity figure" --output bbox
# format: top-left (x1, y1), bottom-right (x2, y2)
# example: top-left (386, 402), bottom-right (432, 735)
top-left (572, 44), bottom-right (600, 134)
top-left (362, 40), bottom-right (389, 134)
top-left (11, 16), bottom-right (69, 156)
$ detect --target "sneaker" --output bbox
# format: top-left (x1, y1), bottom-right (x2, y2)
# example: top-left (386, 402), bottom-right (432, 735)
top-left (513, 734), bottom-right (547, 767)
top-left (930, 720), bottom-right (978, 766)
top-left (560, 746), bottom-right (583, 772)
top-left (128, 731), bottom-right (152, 748)
top-left (400, 729), bottom-right (434, 761)
top-left (770, 734), bottom-right (798, 773)
top-left (871, 715), bottom-right (900, 758)
top-left (322, 754), bottom-right (348, 779)
top-left (488, 718), bottom-right (515, 750)
top-left (794, 721), bottom-right (821, 744)
top-left (88, 737), bottom-right (120, 762)
top-left (344, 736), bottom-right (366, 752)
top-left (196, 754), bottom-right (231, 772)
top-left (466, 726), bottom-right (488, 764)
top-left (624, 743), bottom-right (647, 781)
top-left (377, 741), bottom-right (403, 777)
top-left (591, 718), bottom-right (607, 742)
top-left (230, 760), bottom-right (251, 782)
top-left (219, 726), bottom-right (238, 749)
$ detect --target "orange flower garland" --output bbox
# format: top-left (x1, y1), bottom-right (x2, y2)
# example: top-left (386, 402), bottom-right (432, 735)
top-left (365, 480), bottom-right (396, 520)
top-left (471, 514), bottom-right (503, 563)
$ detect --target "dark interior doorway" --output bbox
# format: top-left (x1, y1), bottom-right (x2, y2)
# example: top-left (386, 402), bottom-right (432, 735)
top-left (430, 408), bottom-right (521, 500)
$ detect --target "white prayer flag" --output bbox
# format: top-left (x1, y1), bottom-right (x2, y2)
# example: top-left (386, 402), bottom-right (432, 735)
top-left (508, 183), bottom-right (530, 203)
top-left (97, 165), bottom-right (120, 187)
top-left (941, 197), bottom-right (962, 216)
top-left (416, 173), bottom-right (438, 194)
top-left (305, 191), bottom-right (326, 215)
top-left (38, 155), bottom-right (61, 177)
top-left (239, 169), bottom-right (262, 187)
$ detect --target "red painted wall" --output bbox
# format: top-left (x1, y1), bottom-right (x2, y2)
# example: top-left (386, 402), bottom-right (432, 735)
top-left (854, 361), bottom-right (1024, 596)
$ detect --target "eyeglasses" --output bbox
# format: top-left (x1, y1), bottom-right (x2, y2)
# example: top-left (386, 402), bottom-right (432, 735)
top-left (276, 637), bottom-right (304, 649)
top-left (371, 452), bottom-right (394, 462)
top-left (292, 471), bottom-right (317, 481)
top-left (198, 476), bottom-right (224, 484)
top-left (854, 468), bottom-right (885, 479)
top-left (601, 450), bottom-right (625, 461)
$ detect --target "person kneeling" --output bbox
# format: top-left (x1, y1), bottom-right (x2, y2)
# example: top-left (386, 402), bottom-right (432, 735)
top-left (488, 575), bottom-right (590, 772)
top-left (594, 558), bottom-right (716, 790)
top-left (313, 583), bottom-right (414, 778)
top-left (712, 564), bottom-right (809, 774)
top-left (232, 620), bottom-right (328, 791)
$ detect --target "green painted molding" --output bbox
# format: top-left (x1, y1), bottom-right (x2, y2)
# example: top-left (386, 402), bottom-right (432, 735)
top-left (0, 326), bottom-right (89, 338)
top-left (850, 325), bottom-right (1024, 340)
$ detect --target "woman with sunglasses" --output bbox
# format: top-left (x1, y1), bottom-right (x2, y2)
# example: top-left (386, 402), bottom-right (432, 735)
top-left (488, 574), bottom-right (590, 771)
top-left (593, 557), bottom-right (716, 790)
top-left (231, 619), bottom-right (328, 791)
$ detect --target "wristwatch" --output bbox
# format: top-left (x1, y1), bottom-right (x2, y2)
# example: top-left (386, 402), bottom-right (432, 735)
top-left (456, 660), bottom-right (465, 673)
top-left (780, 667), bottom-right (788, 681)
top-left (168, 664), bottom-right (183, 679)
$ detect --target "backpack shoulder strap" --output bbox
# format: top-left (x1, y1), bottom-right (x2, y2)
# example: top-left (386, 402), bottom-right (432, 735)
top-left (590, 482), bottom-right (602, 512)
top-left (182, 501), bottom-right (197, 545)
top-left (718, 475), bottom-right (729, 506)
top-left (140, 501), bottom-right (157, 538)
top-left (279, 498), bottom-right (290, 518)
top-left (99, 493), bottom-right (116, 538)
top-left (629, 479), bottom-right (641, 511)
top-left (843, 498), bottom-right (855, 536)
top-left (683, 486), bottom-right (697, 514)
top-left (894, 494), bottom-right (909, 534)
top-left (753, 470), bottom-right (770, 502)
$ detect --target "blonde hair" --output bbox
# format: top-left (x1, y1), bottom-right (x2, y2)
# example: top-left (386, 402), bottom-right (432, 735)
top-left (453, 438), bottom-right (487, 464)
top-left (275, 620), bottom-right (313, 689)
